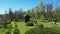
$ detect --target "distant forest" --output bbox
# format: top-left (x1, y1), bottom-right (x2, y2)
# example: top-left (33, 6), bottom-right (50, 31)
top-left (0, 1), bottom-right (60, 25)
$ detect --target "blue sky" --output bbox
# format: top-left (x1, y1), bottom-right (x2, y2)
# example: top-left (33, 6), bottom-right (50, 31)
top-left (0, 0), bottom-right (60, 14)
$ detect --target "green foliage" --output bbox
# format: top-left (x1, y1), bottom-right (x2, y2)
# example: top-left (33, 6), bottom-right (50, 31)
top-left (9, 8), bottom-right (14, 21)
top-left (14, 11), bottom-right (24, 21)
top-left (13, 28), bottom-right (20, 34)
top-left (40, 14), bottom-right (45, 22)
top-left (38, 24), bottom-right (44, 28)
top-left (26, 23), bottom-right (34, 26)
top-left (5, 29), bottom-right (11, 34)
top-left (5, 31), bottom-right (10, 34)
top-left (25, 27), bottom-right (60, 34)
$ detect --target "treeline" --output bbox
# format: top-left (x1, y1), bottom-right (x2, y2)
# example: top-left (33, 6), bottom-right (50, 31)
top-left (0, 8), bottom-right (26, 22)
top-left (0, 8), bottom-right (26, 28)
top-left (0, 1), bottom-right (60, 24)
top-left (25, 1), bottom-right (60, 24)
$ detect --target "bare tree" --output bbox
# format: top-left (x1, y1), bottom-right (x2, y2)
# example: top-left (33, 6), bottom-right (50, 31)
top-left (53, 0), bottom-right (60, 24)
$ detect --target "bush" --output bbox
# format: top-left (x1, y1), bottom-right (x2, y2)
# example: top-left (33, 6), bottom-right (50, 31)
top-left (25, 27), bottom-right (60, 34)
top-left (37, 24), bottom-right (44, 28)
top-left (15, 19), bottom-right (18, 22)
top-left (26, 23), bottom-right (34, 26)
top-left (5, 31), bottom-right (10, 34)
top-left (30, 20), bottom-right (37, 23)
top-left (40, 24), bottom-right (44, 27)
top-left (13, 28), bottom-right (20, 34)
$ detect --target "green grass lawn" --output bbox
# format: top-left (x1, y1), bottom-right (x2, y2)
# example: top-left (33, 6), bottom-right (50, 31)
top-left (6, 21), bottom-right (35, 34)
top-left (16, 21), bottom-right (35, 34)
top-left (0, 20), bottom-right (60, 34)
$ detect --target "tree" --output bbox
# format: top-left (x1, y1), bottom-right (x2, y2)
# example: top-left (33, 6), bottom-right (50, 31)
top-left (53, 0), bottom-right (60, 24)
top-left (53, 7), bottom-right (60, 23)
top-left (31, 8), bottom-right (35, 19)
top-left (9, 8), bottom-right (14, 23)
top-left (45, 3), bottom-right (53, 21)
top-left (40, 14), bottom-right (45, 22)
top-left (26, 10), bottom-right (33, 19)
top-left (14, 10), bottom-right (24, 22)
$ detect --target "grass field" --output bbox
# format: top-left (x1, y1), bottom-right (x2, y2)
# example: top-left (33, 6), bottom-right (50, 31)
top-left (0, 20), bottom-right (60, 34)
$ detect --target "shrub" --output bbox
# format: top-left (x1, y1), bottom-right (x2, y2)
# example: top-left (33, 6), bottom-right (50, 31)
top-left (40, 24), bottom-right (44, 27)
top-left (30, 20), bottom-right (37, 23)
top-left (37, 24), bottom-right (44, 28)
top-left (26, 23), bottom-right (34, 26)
top-left (39, 24), bottom-right (44, 27)
top-left (25, 27), bottom-right (60, 34)
top-left (15, 19), bottom-right (18, 22)
top-left (13, 28), bottom-right (20, 34)
top-left (5, 31), bottom-right (10, 34)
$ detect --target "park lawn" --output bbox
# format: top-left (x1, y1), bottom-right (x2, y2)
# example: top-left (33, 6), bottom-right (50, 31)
top-left (15, 21), bottom-right (60, 34)
top-left (0, 20), bottom-right (60, 34)
top-left (16, 21), bottom-right (35, 34)
top-left (0, 21), bottom-right (35, 34)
